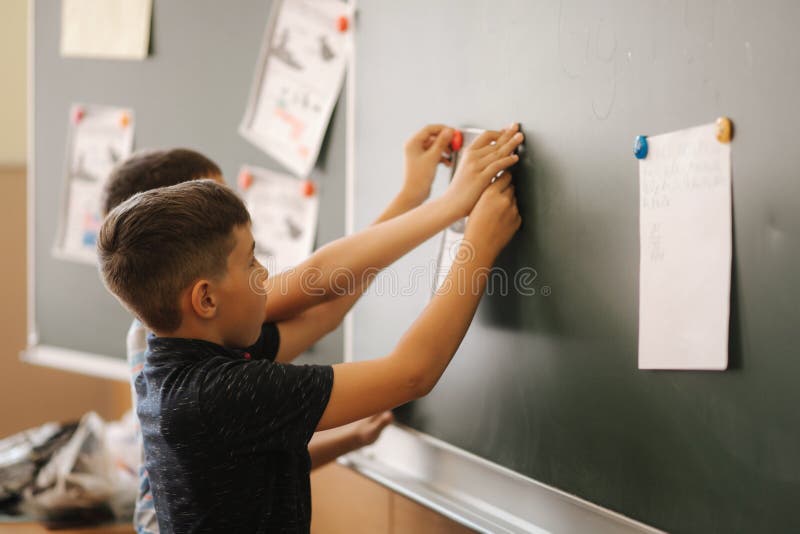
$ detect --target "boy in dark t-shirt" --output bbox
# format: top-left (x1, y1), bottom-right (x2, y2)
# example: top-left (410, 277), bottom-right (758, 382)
top-left (139, 322), bottom-right (330, 532)
top-left (97, 124), bottom-right (524, 532)
top-left (104, 148), bottom-right (394, 534)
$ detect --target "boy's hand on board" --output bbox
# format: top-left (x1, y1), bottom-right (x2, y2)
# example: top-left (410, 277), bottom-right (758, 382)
top-left (464, 172), bottom-right (522, 260)
top-left (403, 124), bottom-right (455, 205)
top-left (445, 124), bottom-right (523, 217)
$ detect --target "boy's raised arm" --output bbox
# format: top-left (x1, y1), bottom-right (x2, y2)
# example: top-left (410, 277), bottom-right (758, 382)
top-left (273, 125), bottom-right (455, 362)
top-left (317, 171), bottom-right (522, 431)
top-left (265, 124), bottom-right (523, 323)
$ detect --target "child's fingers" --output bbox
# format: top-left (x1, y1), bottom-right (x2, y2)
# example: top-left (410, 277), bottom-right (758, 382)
top-left (474, 123), bottom-right (519, 158)
top-left (421, 134), bottom-right (438, 150)
top-left (491, 131), bottom-right (524, 161)
top-left (376, 411), bottom-right (394, 425)
top-left (468, 129), bottom-right (504, 150)
top-left (477, 131), bottom-right (522, 168)
top-left (483, 154), bottom-right (520, 178)
top-left (495, 171), bottom-right (514, 190)
top-left (430, 127), bottom-right (454, 153)
top-left (413, 124), bottom-right (447, 144)
top-left (490, 172), bottom-right (513, 191)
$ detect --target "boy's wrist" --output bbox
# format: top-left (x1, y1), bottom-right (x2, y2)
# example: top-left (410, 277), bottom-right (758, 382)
top-left (347, 425), bottom-right (368, 449)
top-left (398, 182), bottom-right (429, 208)
top-left (429, 192), bottom-right (466, 226)
top-left (438, 188), bottom-right (470, 219)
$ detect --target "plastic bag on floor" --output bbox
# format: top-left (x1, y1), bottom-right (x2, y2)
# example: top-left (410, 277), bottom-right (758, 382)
top-left (0, 421), bottom-right (75, 506)
top-left (20, 411), bottom-right (138, 524)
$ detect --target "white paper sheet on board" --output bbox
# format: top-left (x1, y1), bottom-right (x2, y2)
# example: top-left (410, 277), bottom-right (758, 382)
top-left (638, 122), bottom-right (732, 370)
top-left (61, 0), bottom-right (153, 60)
top-left (238, 165), bottom-right (319, 275)
top-left (54, 104), bottom-right (135, 265)
top-left (434, 128), bottom-right (484, 293)
top-left (240, 0), bottom-right (354, 178)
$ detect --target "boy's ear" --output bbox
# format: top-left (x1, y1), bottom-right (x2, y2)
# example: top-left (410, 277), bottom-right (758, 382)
top-left (189, 279), bottom-right (218, 320)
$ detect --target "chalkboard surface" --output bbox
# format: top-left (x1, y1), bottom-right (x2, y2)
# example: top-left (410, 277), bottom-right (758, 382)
top-left (33, 0), bottom-right (345, 366)
top-left (352, 2), bottom-right (800, 532)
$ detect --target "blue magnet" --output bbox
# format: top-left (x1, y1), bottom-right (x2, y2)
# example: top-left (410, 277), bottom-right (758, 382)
top-left (634, 135), bottom-right (648, 159)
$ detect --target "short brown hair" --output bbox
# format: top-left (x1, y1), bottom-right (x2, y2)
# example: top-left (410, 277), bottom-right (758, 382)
top-left (102, 148), bottom-right (222, 215)
top-left (98, 180), bottom-right (250, 332)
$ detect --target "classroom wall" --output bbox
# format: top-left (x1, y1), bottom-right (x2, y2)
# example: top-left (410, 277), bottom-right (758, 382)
top-left (0, 0), bottom-right (27, 164)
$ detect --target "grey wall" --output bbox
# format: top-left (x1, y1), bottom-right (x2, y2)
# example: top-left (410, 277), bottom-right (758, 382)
top-left (352, 1), bottom-right (800, 533)
top-left (34, 0), bottom-right (345, 365)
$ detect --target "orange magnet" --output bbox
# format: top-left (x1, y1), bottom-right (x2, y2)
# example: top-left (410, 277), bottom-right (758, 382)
top-left (119, 112), bottom-right (131, 128)
top-left (301, 179), bottom-right (316, 197)
top-left (450, 129), bottom-right (463, 152)
top-left (337, 15), bottom-right (349, 33)
top-left (238, 170), bottom-right (254, 190)
top-left (72, 106), bottom-right (85, 124)
top-left (716, 117), bottom-right (733, 143)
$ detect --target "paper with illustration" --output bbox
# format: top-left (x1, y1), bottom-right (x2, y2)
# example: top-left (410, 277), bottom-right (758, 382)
top-left (238, 165), bottom-right (319, 275)
top-left (54, 104), bottom-right (135, 264)
top-left (240, 0), bottom-right (354, 177)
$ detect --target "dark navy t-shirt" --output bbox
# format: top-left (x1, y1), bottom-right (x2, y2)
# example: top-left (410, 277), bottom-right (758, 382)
top-left (136, 322), bottom-right (334, 533)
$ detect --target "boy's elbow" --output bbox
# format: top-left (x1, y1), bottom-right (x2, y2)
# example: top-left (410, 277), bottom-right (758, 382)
top-left (323, 314), bottom-right (342, 335)
top-left (404, 372), bottom-right (430, 400)
top-left (393, 353), bottom-right (436, 400)
top-left (414, 376), bottom-right (435, 398)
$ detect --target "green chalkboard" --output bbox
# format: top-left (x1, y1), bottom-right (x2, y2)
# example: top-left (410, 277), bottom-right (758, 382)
top-left (352, 2), bottom-right (800, 532)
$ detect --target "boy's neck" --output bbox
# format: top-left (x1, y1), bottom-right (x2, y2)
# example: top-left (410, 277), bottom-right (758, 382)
top-left (155, 322), bottom-right (224, 346)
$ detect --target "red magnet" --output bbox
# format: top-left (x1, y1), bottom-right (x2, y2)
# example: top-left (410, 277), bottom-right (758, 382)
top-left (337, 15), bottom-right (349, 33)
top-left (72, 106), bottom-right (85, 124)
top-left (238, 170), bottom-right (254, 190)
top-left (301, 179), bottom-right (316, 197)
top-left (450, 129), bottom-right (463, 152)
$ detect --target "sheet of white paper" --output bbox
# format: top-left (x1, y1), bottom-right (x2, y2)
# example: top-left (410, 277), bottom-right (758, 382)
top-left (54, 104), bottom-right (135, 264)
top-left (638, 122), bottom-right (732, 370)
top-left (61, 0), bottom-right (152, 60)
top-left (434, 129), bottom-right (484, 293)
top-left (239, 165), bottom-right (319, 274)
top-left (434, 223), bottom-right (467, 292)
top-left (240, 0), bottom-right (353, 177)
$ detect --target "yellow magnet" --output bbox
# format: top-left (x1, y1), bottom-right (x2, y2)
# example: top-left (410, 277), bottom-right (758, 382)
top-left (716, 117), bottom-right (733, 143)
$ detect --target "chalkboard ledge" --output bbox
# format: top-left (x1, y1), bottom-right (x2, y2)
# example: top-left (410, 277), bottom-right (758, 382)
top-left (341, 425), bottom-right (662, 534)
top-left (21, 344), bottom-right (128, 382)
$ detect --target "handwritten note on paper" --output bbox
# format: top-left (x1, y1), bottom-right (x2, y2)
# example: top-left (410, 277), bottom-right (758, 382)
top-left (240, 0), bottom-right (354, 177)
top-left (238, 165), bottom-right (319, 275)
top-left (638, 123), bottom-right (732, 370)
top-left (61, 0), bottom-right (152, 60)
top-left (54, 104), bottom-right (135, 264)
